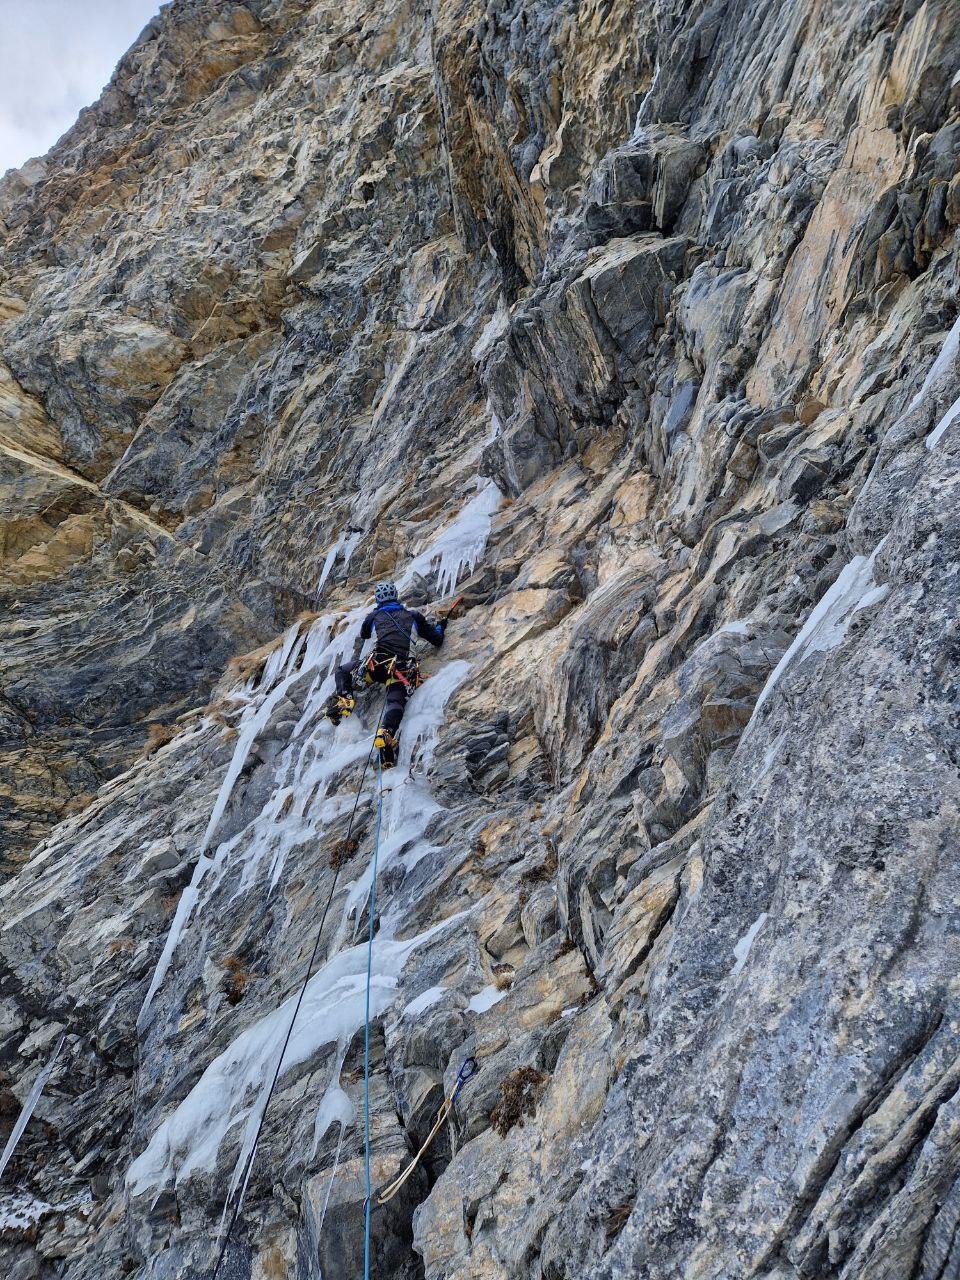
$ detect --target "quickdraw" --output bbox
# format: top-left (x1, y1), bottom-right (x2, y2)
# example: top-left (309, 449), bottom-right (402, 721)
top-left (366, 1055), bottom-right (479, 1210)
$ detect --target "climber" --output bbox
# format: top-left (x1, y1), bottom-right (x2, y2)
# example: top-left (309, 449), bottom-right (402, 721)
top-left (325, 580), bottom-right (447, 767)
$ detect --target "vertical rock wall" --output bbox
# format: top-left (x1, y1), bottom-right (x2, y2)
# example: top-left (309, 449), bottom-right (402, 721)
top-left (0, 1), bottom-right (958, 1277)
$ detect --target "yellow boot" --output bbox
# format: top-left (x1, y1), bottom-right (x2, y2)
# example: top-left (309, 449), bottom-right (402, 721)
top-left (325, 693), bottom-right (356, 725)
top-left (374, 727), bottom-right (398, 769)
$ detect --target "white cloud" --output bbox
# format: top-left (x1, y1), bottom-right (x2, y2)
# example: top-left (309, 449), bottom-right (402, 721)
top-left (0, 0), bottom-right (162, 176)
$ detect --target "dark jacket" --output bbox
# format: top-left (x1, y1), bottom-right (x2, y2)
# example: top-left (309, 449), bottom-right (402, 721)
top-left (360, 601), bottom-right (444, 664)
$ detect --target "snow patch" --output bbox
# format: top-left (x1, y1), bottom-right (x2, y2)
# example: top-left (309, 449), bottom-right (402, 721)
top-left (403, 985), bottom-right (447, 1018)
top-left (0, 1191), bottom-right (53, 1234)
top-left (467, 984), bottom-right (506, 1014)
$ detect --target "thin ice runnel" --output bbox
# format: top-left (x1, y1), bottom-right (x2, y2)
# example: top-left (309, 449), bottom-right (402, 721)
top-left (132, 484), bottom-right (491, 1188)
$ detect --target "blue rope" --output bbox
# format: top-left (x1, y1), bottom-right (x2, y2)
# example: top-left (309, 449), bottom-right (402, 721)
top-left (363, 751), bottom-right (385, 1280)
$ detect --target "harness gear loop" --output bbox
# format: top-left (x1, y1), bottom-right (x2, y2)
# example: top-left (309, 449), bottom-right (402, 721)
top-left (360, 653), bottom-right (422, 689)
top-left (372, 1056), bottom-right (479, 1208)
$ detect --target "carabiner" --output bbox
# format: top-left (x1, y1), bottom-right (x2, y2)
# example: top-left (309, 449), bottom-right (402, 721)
top-left (457, 1055), bottom-right (478, 1083)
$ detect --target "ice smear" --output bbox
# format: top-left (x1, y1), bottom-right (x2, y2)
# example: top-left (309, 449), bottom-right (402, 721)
top-left (927, 392), bottom-right (960, 451)
top-left (908, 313), bottom-right (960, 416)
top-left (400, 481), bottom-right (502, 598)
top-left (748, 541), bottom-right (888, 727)
top-left (467, 984), bottom-right (506, 1014)
top-left (127, 917), bottom-right (461, 1195)
top-left (403, 985), bottom-right (447, 1018)
top-left (732, 913), bottom-right (768, 977)
top-left (0, 1035), bottom-right (65, 1182)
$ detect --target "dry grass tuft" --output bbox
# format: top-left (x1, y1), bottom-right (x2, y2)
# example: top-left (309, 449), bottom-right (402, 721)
top-left (140, 722), bottom-right (178, 758)
top-left (492, 964), bottom-right (515, 992)
top-left (221, 955), bottom-right (251, 1006)
top-left (489, 1066), bottom-right (548, 1136)
top-left (330, 836), bottom-right (359, 870)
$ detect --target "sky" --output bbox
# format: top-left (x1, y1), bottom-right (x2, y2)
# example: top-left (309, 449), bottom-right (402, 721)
top-left (0, 0), bottom-right (163, 176)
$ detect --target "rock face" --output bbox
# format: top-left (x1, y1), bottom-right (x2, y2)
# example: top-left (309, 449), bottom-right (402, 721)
top-left (0, 1), bottom-right (958, 1277)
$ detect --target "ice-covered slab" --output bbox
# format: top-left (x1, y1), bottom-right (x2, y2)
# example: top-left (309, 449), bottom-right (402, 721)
top-left (127, 917), bottom-right (461, 1194)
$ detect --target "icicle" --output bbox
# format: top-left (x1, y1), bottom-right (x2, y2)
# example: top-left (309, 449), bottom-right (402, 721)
top-left (0, 1036), bottom-right (65, 1182)
top-left (400, 481), bottom-right (502, 597)
top-left (317, 535), bottom-right (346, 595)
top-left (317, 531), bottom-right (364, 597)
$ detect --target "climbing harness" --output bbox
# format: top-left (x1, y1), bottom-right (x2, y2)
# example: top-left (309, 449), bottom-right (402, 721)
top-left (212, 694), bottom-right (388, 1280)
top-left (359, 652), bottom-right (424, 691)
top-left (369, 1055), bottom-right (478, 1208)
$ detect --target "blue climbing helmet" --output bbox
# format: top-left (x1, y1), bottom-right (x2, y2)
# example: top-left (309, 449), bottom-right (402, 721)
top-left (374, 580), bottom-right (399, 607)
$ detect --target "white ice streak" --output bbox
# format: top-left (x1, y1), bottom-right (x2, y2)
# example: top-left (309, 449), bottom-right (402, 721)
top-left (127, 919), bottom-right (458, 1195)
top-left (908, 312), bottom-right (960, 416)
top-left (927, 392), bottom-right (960, 451)
top-left (401, 481), bottom-right (502, 598)
top-left (732, 913), bottom-right (768, 978)
top-left (749, 540), bottom-right (888, 725)
top-left (0, 1036), bottom-right (65, 1183)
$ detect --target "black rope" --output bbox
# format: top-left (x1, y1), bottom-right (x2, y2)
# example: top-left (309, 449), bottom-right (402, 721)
top-left (212, 693), bottom-right (388, 1279)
